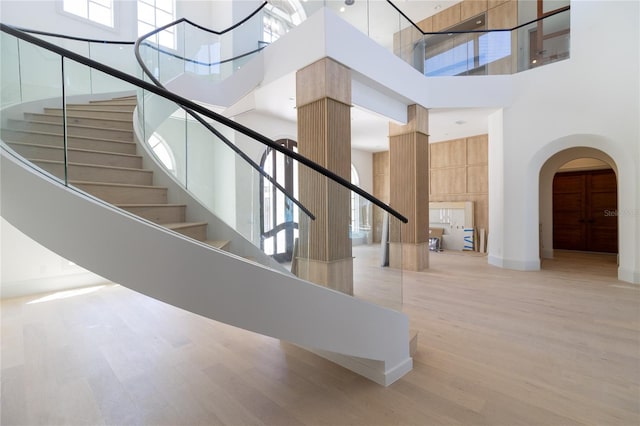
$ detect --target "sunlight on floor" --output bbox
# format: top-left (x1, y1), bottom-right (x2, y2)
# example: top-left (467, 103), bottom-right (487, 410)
top-left (26, 284), bottom-right (109, 304)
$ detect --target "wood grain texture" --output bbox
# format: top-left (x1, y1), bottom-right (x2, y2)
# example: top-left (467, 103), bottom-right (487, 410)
top-left (2, 250), bottom-right (638, 426)
top-left (372, 151), bottom-right (390, 244)
top-left (432, 3), bottom-right (462, 31)
top-left (461, 0), bottom-right (488, 21)
top-left (430, 135), bottom-right (489, 233)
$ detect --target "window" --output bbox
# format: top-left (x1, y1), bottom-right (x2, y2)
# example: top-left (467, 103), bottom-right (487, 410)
top-left (63, 0), bottom-right (114, 27)
top-left (350, 164), bottom-right (360, 233)
top-left (138, 0), bottom-right (175, 49)
top-left (147, 133), bottom-right (176, 175)
top-left (262, 1), bottom-right (306, 43)
top-left (260, 139), bottom-right (298, 262)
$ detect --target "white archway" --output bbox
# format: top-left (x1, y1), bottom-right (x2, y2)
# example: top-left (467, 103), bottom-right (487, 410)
top-left (529, 134), bottom-right (638, 283)
top-left (539, 146), bottom-right (616, 259)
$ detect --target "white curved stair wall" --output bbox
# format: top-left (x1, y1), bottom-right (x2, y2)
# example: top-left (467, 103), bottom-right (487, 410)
top-left (1, 150), bottom-right (412, 385)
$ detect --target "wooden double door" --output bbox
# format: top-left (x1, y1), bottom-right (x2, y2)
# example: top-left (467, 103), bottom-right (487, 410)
top-left (553, 169), bottom-right (618, 253)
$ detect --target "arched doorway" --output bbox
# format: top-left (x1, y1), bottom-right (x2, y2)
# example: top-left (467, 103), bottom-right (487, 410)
top-left (539, 146), bottom-right (618, 263)
top-left (259, 139), bottom-right (298, 263)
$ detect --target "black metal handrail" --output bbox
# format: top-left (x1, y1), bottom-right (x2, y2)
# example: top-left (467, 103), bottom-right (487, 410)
top-left (138, 40), bottom-right (266, 68)
top-left (386, 0), bottom-right (570, 36)
top-left (1, 23), bottom-right (407, 223)
top-left (134, 14), bottom-right (409, 223)
top-left (11, 26), bottom-right (135, 44)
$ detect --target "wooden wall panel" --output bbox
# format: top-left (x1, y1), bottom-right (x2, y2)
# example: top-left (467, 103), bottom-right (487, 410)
top-left (433, 3), bottom-right (462, 31)
top-left (488, 0), bottom-right (510, 10)
top-left (297, 98), bottom-right (351, 262)
top-left (431, 167), bottom-right (467, 195)
top-left (430, 134), bottom-right (489, 233)
top-left (467, 165), bottom-right (488, 193)
top-left (417, 17), bottom-right (433, 33)
top-left (467, 134), bottom-right (488, 165)
top-left (461, 0), bottom-right (488, 21)
top-left (487, 0), bottom-right (517, 29)
top-left (430, 138), bottom-right (467, 168)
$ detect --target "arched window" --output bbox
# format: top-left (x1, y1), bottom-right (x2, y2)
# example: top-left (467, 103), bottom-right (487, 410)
top-left (260, 139), bottom-right (298, 262)
top-left (147, 132), bottom-right (176, 175)
top-left (262, 1), bottom-right (306, 43)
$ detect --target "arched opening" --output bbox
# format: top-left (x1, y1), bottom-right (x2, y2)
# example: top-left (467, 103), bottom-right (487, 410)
top-left (259, 139), bottom-right (298, 262)
top-left (539, 146), bottom-right (619, 274)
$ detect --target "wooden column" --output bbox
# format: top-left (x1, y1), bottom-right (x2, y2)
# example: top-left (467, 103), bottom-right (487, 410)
top-left (295, 58), bottom-right (353, 295)
top-left (389, 104), bottom-right (429, 271)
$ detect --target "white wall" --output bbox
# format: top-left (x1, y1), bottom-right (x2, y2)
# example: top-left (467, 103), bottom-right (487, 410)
top-left (487, 0), bottom-right (640, 283)
top-left (1, 219), bottom-right (108, 298)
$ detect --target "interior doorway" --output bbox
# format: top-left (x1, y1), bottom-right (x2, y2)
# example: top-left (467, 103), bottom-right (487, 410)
top-left (553, 169), bottom-right (618, 253)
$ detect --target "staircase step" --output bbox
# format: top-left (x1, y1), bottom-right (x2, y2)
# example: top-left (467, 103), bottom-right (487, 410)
top-left (88, 99), bottom-right (138, 107)
top-left (7, 143), bottom-right (142, 169)
top-left (1, 129), bottom-right (137, 154)
top-left (32, 161), bottom-right (153, 185)
top-left (24, 113), bottom-right (133, 131)
top-left (117, 204), bottom-right (186, 224)
top-left (164, 222), bottom-right (208, 241)
top-left (7, 119), bottom-right (134, 142)
top-left (66, 103), bottom-right (136, 112)
top-left (71, 181), bottom-right (168, 204)
top-left (204, 240), bottom-right (230, 250)
top-left (43, 108), bottom-right (133, 121)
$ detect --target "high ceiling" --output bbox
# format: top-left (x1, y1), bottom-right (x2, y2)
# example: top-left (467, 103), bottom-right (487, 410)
top-left (245, 0), bottom-right (493, 153)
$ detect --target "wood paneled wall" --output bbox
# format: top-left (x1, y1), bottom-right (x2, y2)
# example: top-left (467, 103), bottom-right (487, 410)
top-left (297, 99), bottom-right (352, 262)
top-left (394, 0), bottom-right (518, 74)
top-left (416, 0), bottom-right (516, 32)
top-left (430, 134), bottom-right (489, 233)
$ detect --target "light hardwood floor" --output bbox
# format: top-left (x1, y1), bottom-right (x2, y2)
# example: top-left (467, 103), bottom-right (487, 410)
top-left (1, 249), bottom-right (638, 425)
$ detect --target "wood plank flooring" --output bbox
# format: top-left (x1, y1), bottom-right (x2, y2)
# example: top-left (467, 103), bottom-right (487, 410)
top-left (1, 249), bottom-right (638, 425)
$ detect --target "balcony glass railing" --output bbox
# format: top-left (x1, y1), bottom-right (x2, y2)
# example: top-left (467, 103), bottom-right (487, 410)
top-left (270, 0), bottom-right (570, 76)
top-left (136, 2), bottom-right (268, 88)
top-left (1, 24), bottom-right (406, 311)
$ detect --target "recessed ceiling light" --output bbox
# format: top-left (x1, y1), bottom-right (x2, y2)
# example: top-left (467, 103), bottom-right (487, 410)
top-left (340, 6), bottom-right (345, 12)
top-left (476, 20), bottom-right (482, 25)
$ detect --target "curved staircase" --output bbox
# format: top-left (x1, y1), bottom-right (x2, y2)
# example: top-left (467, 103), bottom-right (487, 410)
top-left (2, 95), bottom-right (229, 250)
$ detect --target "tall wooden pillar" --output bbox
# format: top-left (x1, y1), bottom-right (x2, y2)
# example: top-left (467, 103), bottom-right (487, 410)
top-left (295, 58), bottom-right (353, 294)
top-left (389, 104), bottom-right (429, 271)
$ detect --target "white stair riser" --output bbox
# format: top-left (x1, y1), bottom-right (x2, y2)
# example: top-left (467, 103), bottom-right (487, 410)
top-left (120, 205), bottom-right (186, 224)
top-left (9, 144), bottom-right (142, 169)
top-left (44, 108), bottom-right (133, 121)
top-left (8, 119), bottom-right (133, 142)
top-left (66, 104), bottom-right (136, 112)
top-left (34, 161), bottom-right (152, 185)
top-left (24, 113), bottom-right (134, 131)
top-left (170, 224), bottom-right (208, 241)
top-left (73, 183), bottom-right (168, 204)
top-left (2, 130), bottom-right (137, 154)
top-left (88, 100), bottom-right (138, 107)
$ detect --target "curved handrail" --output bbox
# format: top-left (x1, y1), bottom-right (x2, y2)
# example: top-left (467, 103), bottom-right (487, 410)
top-left (138, 41), bottom-right (266, 68)
top-left (9, 26), bottom-right (135, 44)
top-left (1, 23), bottom-right (408, 223)
top-left (1, 26), bottom-right (311, 220)
top-left (134, 22), bottom-right (409, 224)
top-left (386, 0), bottom-right (570, 35)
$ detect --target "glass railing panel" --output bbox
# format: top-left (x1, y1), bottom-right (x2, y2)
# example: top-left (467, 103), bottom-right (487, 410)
top-left (0, 31), bottom-right (21, 106)
top-left (0, 32), bottom-right (66, 181)
top-left (517, 8), bottom-right (570, 72)
top-left (295, 163), bottom-right (403, 311)
top-left (136, 92), bottom-right (314, 273)
top-left (139, 90), bottom-right (188, 185)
